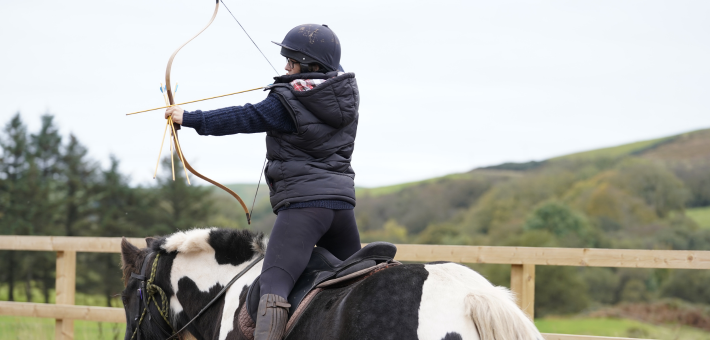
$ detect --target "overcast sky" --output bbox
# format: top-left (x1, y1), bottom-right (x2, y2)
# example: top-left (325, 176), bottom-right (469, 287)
top-left (1, 1), bottom-right (708, 187)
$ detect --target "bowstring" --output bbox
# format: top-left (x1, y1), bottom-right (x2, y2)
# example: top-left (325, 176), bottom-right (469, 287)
top-left (220, 0), bottom-right (280, 76)
top-left (250, 157), bottom-right (268, 218)
top-left (220, 0), bottom-right (278, 221)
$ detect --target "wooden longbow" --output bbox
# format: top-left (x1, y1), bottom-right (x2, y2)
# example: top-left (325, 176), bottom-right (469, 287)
top-left (164, 0), bottom-right (251, 224)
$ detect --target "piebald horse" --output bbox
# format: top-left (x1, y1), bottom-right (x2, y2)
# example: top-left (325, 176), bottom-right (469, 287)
top-left (120, 228), bottom-right (542, 340)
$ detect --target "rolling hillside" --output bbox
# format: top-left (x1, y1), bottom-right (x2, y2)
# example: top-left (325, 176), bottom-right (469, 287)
top-left (215, 127), bottom-right (710, 234)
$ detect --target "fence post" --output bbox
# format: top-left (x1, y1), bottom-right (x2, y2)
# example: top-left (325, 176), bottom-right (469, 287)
top-left (55, 250), bottom-right (76, 340)
top-left (510, 263), bottom-right (535, 319)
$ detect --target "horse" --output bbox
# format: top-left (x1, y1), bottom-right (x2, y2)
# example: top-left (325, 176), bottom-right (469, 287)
top-left (119, 227), bottom-right (542, 340)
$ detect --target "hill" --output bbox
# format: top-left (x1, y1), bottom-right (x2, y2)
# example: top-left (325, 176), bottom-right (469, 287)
top-left (212, 127), bottom-right (710, 317)
top-left (217, 127), bottom-right (710, 235)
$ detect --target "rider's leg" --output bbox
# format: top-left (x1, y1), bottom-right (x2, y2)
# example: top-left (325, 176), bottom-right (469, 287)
top-left (260, 208), bottom-right (336, 297)
top-left (316, 209), bottom-right (361, 260)
top-left (256, 208), bottom-right (336, 340)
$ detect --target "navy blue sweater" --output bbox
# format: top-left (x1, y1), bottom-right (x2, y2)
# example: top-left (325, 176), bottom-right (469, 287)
top-left (182, 94), bottom-right (296, 135)
top-left (181, 94), bottom-right (354, 212)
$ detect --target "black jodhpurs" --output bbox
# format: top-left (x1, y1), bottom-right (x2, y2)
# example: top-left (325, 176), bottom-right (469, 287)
top-left (259, 208), bottom-right (361, 299)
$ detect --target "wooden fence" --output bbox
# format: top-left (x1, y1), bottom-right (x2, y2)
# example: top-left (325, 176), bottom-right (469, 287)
top-left (1, 236), bottom-right (710, 340)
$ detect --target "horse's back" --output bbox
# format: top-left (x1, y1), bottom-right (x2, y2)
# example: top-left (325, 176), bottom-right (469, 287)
top-left (285, 262), bottom-right (486, 340)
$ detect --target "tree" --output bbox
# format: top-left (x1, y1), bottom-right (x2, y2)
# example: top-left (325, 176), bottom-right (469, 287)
top-left (503, 229), bottom-right (590, 316)
top-left (661, 269), bottom-right (710, 304)
top-left (60, 134), bottom-right (96, 236)
top-left (613, 159), bottom-right (689, 218)
top-left (153, 157), bottom-right (215, 234)
top-left (78, 155), bottom-right (144, 306)
top-left (524, 201), bottom-right (598, 247)
top-left (29, 114), bottom-right (63, 302)
top-left (0, 113), bottom-right (32, 301)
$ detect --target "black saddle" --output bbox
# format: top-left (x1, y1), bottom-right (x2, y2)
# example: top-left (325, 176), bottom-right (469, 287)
top-left (246, 242), bottom-right (396, 321)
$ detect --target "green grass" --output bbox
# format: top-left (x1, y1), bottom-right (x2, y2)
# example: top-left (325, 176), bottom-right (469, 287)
top-left (535, 317), bottom-right (710, 339)
top-left (355, 171), bottom-right (508, 198)
top-left (1, 285), bottom-right (126, 339)
top-left (0, 316), bottom-right (125, 340)
top-left (687, 207), bottom-right (710, 229)
top-left (551, 136), bottom-right (674, 162)
top-left (3, 316), bottom-right (709, 340)
top-left (0, 284), bottom-right (121, 308)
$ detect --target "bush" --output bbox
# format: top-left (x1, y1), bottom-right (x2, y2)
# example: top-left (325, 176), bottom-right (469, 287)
top-left (581, 267), bottom-right (620, 305)
top-left (524, 201), bottom-right (598, 247)
top-left (535, 266), bottom-right (590, 317)
top-left (661, 270), bottom-right (710, 304)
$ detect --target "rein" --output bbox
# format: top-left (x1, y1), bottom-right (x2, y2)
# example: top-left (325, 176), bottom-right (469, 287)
top-left (128, 251), bottom-right (264, 340)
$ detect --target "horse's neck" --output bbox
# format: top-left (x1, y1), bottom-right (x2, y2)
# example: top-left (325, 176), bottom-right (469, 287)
top-left (170, 253), bottom-right (263, 340)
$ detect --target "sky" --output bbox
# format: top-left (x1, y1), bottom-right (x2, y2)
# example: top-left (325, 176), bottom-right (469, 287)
top-left (1, 0), bottom-right (708, 187)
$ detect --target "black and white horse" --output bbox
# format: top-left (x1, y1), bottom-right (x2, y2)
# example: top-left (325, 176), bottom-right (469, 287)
top-left (120, 228), bottom-right (542, 340)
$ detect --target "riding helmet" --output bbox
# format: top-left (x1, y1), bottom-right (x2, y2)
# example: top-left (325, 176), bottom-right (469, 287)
top-left (273, 24), bottom-right (343, 72)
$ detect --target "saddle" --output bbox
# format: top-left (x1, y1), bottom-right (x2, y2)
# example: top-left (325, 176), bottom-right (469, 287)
top-left (245, 242), bottom-right (397, 322)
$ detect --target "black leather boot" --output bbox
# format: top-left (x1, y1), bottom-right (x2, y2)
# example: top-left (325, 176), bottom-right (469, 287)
top-left (255, 294), bottom-right (291, 340)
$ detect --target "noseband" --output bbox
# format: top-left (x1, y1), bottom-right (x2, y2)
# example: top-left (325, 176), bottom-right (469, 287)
top-left (128, 251), bottom-right (265, 340)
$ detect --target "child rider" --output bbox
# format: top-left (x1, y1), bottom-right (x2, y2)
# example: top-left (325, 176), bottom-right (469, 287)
top-left (164, 23), bottom-right (361, 340)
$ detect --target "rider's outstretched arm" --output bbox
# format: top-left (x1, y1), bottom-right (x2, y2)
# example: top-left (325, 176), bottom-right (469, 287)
top-left (181, 94), bottom-right (296, 136)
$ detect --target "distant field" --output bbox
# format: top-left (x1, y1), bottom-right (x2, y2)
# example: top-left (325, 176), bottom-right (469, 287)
top-left (687, 206), bottom-right (710, 229)
top-left (0, 316), bottom-right (124, 340)
top-left (551, 136), bottom-right (674, 161)
top-left (535, 317), bottom-right (710, 339)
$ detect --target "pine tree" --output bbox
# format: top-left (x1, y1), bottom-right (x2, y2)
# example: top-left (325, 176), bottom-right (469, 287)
top-left (0, 113), bottom-right (32, 301)
top-left (154, 156), bottom-right (215, 234)
top-left (89, 155), bottom-right (144, 306)
top-left (60, 134), bottom-right (96, 236)
top-left (29, 114), bottom-right (63, 302)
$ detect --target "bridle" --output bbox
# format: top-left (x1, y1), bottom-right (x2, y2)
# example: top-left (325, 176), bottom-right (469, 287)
top-left (127, 251), bottom-right (264, 340)
top-left (128, 252), bottom-right (173, 340)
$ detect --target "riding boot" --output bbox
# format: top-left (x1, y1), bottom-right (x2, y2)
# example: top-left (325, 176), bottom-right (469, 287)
top-left (255, 294), bottom-right (291, 340)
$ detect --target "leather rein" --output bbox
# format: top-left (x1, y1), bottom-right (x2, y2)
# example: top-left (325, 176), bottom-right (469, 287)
top-left (128, 252), bottom-right (264, 340)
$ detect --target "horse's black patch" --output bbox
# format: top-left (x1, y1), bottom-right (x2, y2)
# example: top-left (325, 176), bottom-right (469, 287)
top-left (442, 332), bottom-right (463, 340)
top-left (286, 264), bottom-right (429, 340)
top-left (148, 236), bottom-right (168, 252)
top-left (176, 277), bottom-right (227, 340)
top-left (209, 229), bottom-right (262, 266)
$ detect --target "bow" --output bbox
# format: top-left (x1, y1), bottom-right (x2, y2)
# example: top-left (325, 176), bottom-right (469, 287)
top-left (161, 0), bottom-right (263, 225)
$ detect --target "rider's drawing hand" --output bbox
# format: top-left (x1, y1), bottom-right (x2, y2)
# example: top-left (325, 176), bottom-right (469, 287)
top-left (165, 106), bottom-right (184, 125)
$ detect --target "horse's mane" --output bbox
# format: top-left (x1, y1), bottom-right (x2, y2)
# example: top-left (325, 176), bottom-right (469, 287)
top-left (121, 228), bottom-right (266, 286)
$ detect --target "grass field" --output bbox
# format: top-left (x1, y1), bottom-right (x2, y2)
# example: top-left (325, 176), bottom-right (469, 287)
top-left (535, 317), bottom-right (710, 339)
top-left (687, 206), bottom-right (710, 229)
top-left (0, 316), bottom-right (125, 340)
top-left (2, 315), bottom-right (709, 339)
top-left (551, 136), bottom-right (675, 161)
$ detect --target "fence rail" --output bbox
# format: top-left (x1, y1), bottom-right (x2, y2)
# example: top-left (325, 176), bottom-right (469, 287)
top-left (2, 236), bottom-right (707, 340)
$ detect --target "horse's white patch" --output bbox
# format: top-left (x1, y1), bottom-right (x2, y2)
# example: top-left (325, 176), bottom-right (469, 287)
top-left (168, 242), bottom-right (263, 340)
top-left (162, 228), bottom-right (215, 253)
top-left (417, 263), bottom-right (487, 340)
top-left (419, 263), bottom-right (542, 340)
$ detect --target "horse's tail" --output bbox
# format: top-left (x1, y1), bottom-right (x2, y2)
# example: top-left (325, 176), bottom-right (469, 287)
top-left (464, 285), bottom-right (542, 340)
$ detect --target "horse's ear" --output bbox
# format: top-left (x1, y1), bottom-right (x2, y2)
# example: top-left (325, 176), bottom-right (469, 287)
top-left (121, 237), bottom-right (141, 276)
top-left (145, 237), bottom-right (157, 249)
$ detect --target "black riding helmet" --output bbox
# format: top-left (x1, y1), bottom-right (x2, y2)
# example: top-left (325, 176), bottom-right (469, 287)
top-left (273, 24), bottom-right (343, 73)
